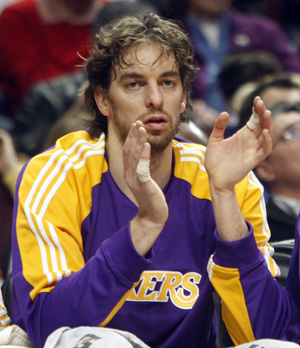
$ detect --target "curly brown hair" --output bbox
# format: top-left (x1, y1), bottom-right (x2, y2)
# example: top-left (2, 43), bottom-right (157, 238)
top-left (85, 12), bottom-right (198, 137)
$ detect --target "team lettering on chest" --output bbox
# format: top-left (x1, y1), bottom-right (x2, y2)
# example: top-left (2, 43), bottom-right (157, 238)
top-left (127, 271), bottom-right (202, 309)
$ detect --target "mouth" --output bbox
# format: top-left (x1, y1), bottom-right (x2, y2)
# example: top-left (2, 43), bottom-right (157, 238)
top-left (142, 116), bottom-right (168, 131)
top-left (143, 115), bottom-right (168, 124)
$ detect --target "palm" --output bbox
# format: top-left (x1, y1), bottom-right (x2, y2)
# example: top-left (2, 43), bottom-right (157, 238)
top-left (205, 100), bottom-right (272, 191)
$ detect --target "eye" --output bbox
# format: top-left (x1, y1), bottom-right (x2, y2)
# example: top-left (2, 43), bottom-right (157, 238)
top-left (163, 80), bottom-right (176, 87)
top-left (125, 82), bottom-right (139, 89)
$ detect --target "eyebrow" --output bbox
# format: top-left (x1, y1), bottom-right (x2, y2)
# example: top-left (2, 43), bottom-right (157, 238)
top-left (283, 121), bottom-right (300, 132)
top-left (119, 71), bottom-right (180, 81)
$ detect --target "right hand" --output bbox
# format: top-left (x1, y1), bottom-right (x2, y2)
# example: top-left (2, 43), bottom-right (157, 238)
top-left (123, 121), bottom-right (168, 256)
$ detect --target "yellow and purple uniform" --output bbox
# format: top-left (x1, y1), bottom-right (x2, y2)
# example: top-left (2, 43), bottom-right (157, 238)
top-left (12, 131), bottom-right (291, 348)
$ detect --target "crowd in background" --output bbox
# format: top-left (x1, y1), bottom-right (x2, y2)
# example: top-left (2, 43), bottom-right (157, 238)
top-left (1, 0), bottom-right (300, 343)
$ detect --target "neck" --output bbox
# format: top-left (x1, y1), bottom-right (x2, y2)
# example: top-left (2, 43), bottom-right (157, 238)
top-left (36, 0), bottom-right (101, 25)
top-left (106, 133), bottom-right (173, 205)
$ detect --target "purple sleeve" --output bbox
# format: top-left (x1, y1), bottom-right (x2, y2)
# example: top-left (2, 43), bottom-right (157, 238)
top-left (286, 215), bottom-right (300, 343)
top-left (230, 10), bottom-right (300, 74)
top-left (13, 223), bottom-right (153, 348)
top-left (211, 224), bottom-right (292, 342)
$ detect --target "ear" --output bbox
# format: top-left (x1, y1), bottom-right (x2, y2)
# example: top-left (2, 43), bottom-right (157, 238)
top-left (255, 160), bottom-right (276, 183)
top-left (180, 94), bottom-right (187, 114)
top-left (94, 87), bottom-right (110, 117)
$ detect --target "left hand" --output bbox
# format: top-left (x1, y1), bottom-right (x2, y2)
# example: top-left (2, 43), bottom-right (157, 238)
top-left (205, 96), bottom-right (272, 192)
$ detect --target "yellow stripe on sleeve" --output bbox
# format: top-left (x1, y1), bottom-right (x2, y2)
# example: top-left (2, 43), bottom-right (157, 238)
top-left (208, 256), bottom-right (255, 345)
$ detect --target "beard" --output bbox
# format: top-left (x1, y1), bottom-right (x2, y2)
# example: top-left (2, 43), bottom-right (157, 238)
top-left (110, 103), bottom-right (181, 156)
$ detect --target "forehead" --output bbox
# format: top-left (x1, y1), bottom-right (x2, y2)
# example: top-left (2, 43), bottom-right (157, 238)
top-left (262, 87), bottom-right (300, 107)
top-left (115, 43), bottom-right (178, 75)
top-left (188, 0), bottom-right (232, 11)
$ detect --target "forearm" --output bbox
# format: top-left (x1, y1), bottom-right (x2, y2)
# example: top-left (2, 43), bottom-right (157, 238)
top-left (130, 215), bottom-right (166, 257)
top-left (209, 181), bottom-right (248, 241)
top-left (209, 229), bottom-right (291, 344)
top-left (14, 224), bottom-right (152, 348)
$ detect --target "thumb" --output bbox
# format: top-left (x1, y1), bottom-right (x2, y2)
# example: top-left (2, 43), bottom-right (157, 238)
top-left (209, 112), bottom-right (229, 142)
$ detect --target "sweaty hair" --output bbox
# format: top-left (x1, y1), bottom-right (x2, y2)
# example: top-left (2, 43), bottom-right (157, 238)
top-left (85, 12), bottom-right (198, 137)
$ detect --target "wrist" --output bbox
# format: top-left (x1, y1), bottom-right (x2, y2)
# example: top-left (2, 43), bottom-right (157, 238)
top-left (130, 215), bottom-right (167, 257)
top-left (209, 180), bottom-right (235, 199)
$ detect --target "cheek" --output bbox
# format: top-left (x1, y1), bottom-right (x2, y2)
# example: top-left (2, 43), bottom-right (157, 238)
top-left (272, 144), bottom-right (300, 174)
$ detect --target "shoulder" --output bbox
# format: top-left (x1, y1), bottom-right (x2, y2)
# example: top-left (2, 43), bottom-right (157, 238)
top-left (172, 139), bottom-right (211, 198)
top-left (22, 131), bottom-right (107, 187)
top-left (172, 139), bottom-right (207, 171)
top-left (230, 9), bottom-right (282, 32)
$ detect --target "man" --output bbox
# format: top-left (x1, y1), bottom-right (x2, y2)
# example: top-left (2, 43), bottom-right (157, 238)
top-left (0, 0), bottom-right (103, 117)
top-left (166, 0), bottom-right (300, 134)
top-left (238, 76), bottom-right (300, 241)
top-left (239, 76), bottom-right (300, 128)
top-left (12, 13), bottom-right (291, 348)
top-left (254, 102), bottom-right (300, 241)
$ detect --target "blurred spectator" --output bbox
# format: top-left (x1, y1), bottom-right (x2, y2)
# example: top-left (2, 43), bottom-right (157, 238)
top-left (13, 69), bottom-right (87, 157)
top-left (165, 0), bottom-right (300, 135)
top-left (237, 76), bottom-right (300, 242)
top-left (0, 129), bottom-right (26, 281)
top-left (278, 0), bottom-right (300, 56)
top-left (11, 0), bottom-right (207, 157)
top-left (238, 75), bottom-right (300, 128)
top-left (0, 0), bottom-right (20, 14)
top-left (255, 102), bottom-right (300, 242)
top-left (218, 50), bottom-right (283, 132)
top-left (0, 0), bottom-right (103, 119)
top-left (0, 87), bottom-right (14, 134)
top-left (219, 51), bottom-right (283, 110)
top-left (231, 0), bottom-right (267, 16)
top-left (93, 0), bottom-right (159, 33)
top-left (232, 0), bottom-right (283, 19)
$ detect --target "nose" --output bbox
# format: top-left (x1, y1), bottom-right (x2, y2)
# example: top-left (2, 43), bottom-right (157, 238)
top-left (145, 83), bottom-right (163, 109)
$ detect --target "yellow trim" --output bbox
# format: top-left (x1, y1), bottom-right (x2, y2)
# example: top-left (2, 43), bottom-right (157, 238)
top-left (99, 283), bottom-right (139, 327)
top-left (210, 261), bottom-right (255, 344)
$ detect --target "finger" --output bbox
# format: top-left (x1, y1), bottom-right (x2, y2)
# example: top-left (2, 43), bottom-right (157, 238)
top-left (253, 96), bottom-right (263, 114)
top-left (136, 142), bottom-right (151, 183)
top-left (262, 128), bottom-right (273, 157)
top-left (258, 129), bottom-right (272, 158)
top-left (123, 123), bottom-right (144, 178)
top-left (248, 97), bottom-right (270, 135)
top-left (263, 109), bottom-right (272, 135)
top-left (253, 96), bottom-right (268, 117)
top-left (247, 97), bottom-right (263, 132)
top-left (253, 101), bottom-right (271, 137)
top-left (209, 112), bottom-right (229, 142)
top-left (123, 122), bottom-right (148, 184)
top-left (124, 122), bottom-right (146, 161)
top-left (140, 141), bottom-right (151, 161)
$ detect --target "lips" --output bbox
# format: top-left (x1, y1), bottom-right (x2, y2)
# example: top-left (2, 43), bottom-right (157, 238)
top-left (143, 115), bottom-right (168, 124)
top-left (143, 116), bottom-right (168, 131)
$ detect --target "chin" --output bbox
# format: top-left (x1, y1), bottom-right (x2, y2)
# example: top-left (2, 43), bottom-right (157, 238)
top-left (148, 133), bottom-right (174, 155)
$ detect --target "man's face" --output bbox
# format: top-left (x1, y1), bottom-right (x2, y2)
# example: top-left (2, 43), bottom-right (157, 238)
top-left (268, 112), bottom-right (300, 190)
top-left (98, 43), bottom-right (186, 154)
top-left (60, 0), bottom-right (95, 15)
top-left (187, 0), bottom-right (232, 19)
